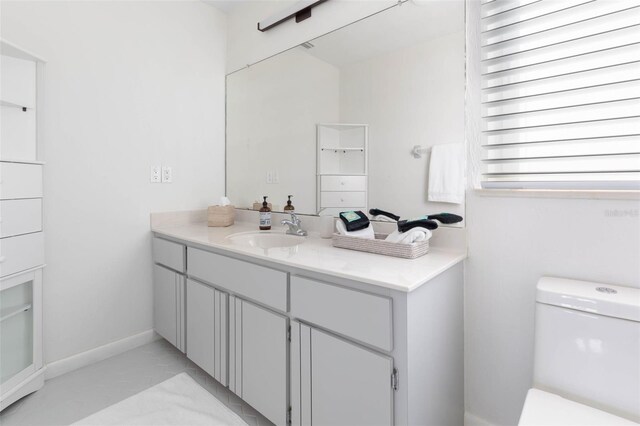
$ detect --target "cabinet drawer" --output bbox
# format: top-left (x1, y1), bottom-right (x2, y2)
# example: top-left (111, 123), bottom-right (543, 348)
top-left (0, 199), bottom-right (42, 238)
top-left (0, 162), bottom-right (42, 200)
top-left (188, 248), bottom-right (287, 312)
top-left (0, 232), bottom-right (44, 278)
top-left (320, 191), bottom-right (366, 208)
top-left (152, 237), bottom-right (185, 272)
top-left (321, 176), bottom-right (366, 192)
top-left (290, 276), bottom-right (392, 351)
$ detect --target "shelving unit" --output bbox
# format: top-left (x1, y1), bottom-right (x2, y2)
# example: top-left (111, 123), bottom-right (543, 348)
top-left (0, 39), bottom-right (46, 412)
top-left (316, 123), bottom-right (368, 216)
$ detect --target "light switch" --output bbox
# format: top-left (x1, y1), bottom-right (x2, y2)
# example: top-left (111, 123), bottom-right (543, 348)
top-left (150, 166), bottom-right (161, 183)
top-left (162, 166), bottom-right (172, 183)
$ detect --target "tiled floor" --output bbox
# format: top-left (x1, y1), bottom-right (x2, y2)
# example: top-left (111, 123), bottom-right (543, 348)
top-left (0, 339), bottom-right (273, 426)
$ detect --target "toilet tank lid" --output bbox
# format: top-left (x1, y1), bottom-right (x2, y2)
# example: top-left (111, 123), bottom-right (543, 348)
top-left (537, 277), bottom-right (640, 322)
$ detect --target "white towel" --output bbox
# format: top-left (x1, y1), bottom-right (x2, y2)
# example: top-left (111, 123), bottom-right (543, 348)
top-left (428, 143), bottom-right (465, 204)
top-left (385, 228), bottom-right (432, 244)
top-left (336, 219), bottom-right (375, 239)
top-left (371, 215), bottom-right (397, 223)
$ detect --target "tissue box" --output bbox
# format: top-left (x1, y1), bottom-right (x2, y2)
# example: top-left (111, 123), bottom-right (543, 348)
top-left (208, 205), bottom-right (235, 227)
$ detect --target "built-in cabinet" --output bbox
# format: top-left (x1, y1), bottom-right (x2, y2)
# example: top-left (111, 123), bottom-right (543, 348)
top-left (152, 265), bottom-right (185, 352)
top-left (186, 278), bottom-right (227, 385)
top-left (0, 40), bottom-right (46, 412)
top-left (316, 123), bottom-right (368, 216)
top-left (152, 238), bottom-right (186, 353)
top-left (151, 235), bottom-right (463, 426)
top-left (291, 322), bottom-right (394, 426)
top-left (229, 297), bottom-right (288, 426)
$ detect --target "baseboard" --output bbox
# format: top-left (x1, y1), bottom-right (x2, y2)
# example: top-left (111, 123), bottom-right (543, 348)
top-left (465, 411), bottom-right (497, 426)
top-left (45, 329), bottom-right (160, 380)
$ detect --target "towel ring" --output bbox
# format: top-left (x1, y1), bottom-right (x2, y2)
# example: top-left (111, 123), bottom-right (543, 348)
top-left (412, 145), bottom-right (429, 159)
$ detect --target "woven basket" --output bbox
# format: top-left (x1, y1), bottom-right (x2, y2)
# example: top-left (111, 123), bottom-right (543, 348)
top-left (208, 205), bottom-right (235, 227)
top-left (332, 233), bottom-right (429, 259)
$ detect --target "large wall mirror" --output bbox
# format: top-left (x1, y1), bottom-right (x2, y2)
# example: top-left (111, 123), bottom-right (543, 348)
top-left (226, 0), bottom-right (465, 222)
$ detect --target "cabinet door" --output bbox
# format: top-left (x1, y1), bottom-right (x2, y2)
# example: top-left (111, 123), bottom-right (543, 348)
top-left (293, 323), bottom-right (394, 426)
top-left (153, 264), bottom-right (184, 352)
top-left (230, 297), bottom-right (288, 426)
top-left (186, 279), bottom-right (227, 385)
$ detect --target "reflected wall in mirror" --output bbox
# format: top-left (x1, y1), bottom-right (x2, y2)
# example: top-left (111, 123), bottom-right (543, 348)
top-left (226, 0), bottom-right (465, 222)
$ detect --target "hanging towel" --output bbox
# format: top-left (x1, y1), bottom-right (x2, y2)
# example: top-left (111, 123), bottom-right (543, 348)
top-left (427, 143), bottom-right (465, 204)
top-left (336, 219), bottom-right (375, 239)
top-left (385, 228), bottom-right (432, 244)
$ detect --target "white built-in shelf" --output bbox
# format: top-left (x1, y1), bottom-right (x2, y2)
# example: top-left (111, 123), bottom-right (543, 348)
top-left (0, 159), bottom-right (46, 165)
top-left (0, 304), bottom-right (32, 323)
top-left (1, 99), bottom-right (29, 111)
top-left (321, 147), bottom-right (365, 152)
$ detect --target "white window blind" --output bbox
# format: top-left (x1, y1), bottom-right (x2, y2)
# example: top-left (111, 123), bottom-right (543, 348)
top-left (480, 0), bottom-right (640, 190)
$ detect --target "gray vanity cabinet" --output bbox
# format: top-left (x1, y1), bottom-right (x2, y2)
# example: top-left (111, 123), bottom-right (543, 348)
top-left (229, 296), bottom-right (288, 426)
top-left (152, 264), bottom-right (185, 352)
top-left (185, 279), bottom-right (227, 385)
top-left (291, 321), bottom-right (394, 426)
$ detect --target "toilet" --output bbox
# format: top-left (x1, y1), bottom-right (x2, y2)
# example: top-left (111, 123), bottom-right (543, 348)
top-left (519, 277), bottom-right (640, 425)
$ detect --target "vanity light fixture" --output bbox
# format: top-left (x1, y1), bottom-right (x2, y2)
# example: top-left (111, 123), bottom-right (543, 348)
top-left (257, 0), bottom-right (328, 32)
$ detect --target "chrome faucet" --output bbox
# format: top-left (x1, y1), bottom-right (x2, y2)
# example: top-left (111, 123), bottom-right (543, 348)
top-left (281, 212), bottom-right (307, 236)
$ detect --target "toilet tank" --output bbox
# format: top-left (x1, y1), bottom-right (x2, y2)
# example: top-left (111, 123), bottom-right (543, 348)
top-left (534, 277), bottom-right (640, 422)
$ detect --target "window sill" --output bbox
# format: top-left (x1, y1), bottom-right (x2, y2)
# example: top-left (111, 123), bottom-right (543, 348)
top-left (473, 188), bottom-right (640, 201)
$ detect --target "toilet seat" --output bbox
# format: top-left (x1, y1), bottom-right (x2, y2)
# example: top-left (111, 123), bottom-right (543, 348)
top-left (519, 389), bottom-right (639, 425)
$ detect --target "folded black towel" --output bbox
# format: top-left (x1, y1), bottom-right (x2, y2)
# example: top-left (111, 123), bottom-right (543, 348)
top-left (339, 210), bottom-right (370, 232)
top-left (368, 208), bottom-right (400, 222)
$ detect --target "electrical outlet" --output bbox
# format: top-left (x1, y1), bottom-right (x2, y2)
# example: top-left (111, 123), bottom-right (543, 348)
top-left (161, 166), bottom-right (172, 183)
top-left (150, 166), bottom-right (161, 183)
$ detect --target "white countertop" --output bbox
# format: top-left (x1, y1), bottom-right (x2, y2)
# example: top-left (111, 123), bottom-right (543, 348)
top-left (151, 219), bottom-right (466, 293)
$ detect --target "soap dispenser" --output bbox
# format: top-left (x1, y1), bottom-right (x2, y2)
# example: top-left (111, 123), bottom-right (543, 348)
top-left (259, 196), bottom-right (272, 230)
top-left (284, 195), bottom-right (295, 213)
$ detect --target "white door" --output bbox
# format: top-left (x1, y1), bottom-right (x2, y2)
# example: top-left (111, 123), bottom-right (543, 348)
top-left (230, 297), bottom-right (288, 426)
top-left (153, 264), bottom-right (179, 349)
top-left (293, 322), bottom-right (394, 426)
top-left (186, 279), bottom-right (227, 385)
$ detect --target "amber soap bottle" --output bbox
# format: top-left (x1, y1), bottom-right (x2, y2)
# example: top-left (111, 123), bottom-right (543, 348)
top-left (284, 195), bottom-right (295, 213)
top-left (259, 196), bottom-right (272, 230)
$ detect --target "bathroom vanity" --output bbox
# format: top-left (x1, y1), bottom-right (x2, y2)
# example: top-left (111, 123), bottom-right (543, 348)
top-left (151, 211), bottom-right (465, 426)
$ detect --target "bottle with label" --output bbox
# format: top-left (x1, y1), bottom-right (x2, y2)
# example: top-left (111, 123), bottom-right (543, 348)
top-left (284, 195), bottom-right (295, 213)
top-left (259, 196), bottom-right (272, 230)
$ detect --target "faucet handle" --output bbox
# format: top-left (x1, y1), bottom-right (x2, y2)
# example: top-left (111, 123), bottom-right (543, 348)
top-left (289, 211), bottom-right (300, 223)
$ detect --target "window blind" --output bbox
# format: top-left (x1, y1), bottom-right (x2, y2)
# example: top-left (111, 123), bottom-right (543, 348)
top-left (480, 0), bottom-right (640, 190)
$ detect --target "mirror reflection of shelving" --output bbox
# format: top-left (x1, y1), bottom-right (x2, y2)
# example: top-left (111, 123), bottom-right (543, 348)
top-left (317, 124), bottom-right (368, 216)
top-left (0, 39), bottom-right (46, 412)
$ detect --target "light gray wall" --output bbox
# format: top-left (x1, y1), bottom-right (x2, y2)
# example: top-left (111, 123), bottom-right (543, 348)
top-left (465, 193), bottom-right (640, 425)
top-left (1, 1), bottom-right (227, 363)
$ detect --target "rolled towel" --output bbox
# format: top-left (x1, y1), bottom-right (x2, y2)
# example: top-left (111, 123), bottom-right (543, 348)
top-left (385, 228), bottom-right (432, 244)
top-left (336, 219), bottom-right (375, 240)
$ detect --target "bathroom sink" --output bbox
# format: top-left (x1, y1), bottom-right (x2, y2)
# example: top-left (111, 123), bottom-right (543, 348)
top-left (227, 231), bottom-right (306, 249)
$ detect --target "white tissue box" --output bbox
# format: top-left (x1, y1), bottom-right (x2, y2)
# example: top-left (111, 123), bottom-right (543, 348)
top-left (332, 233), bottom-right (429, 259)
